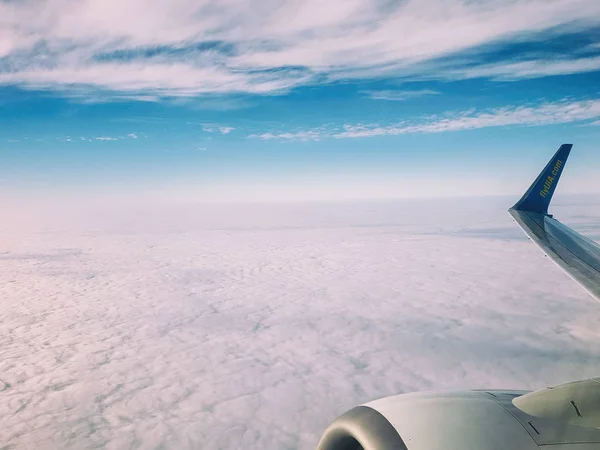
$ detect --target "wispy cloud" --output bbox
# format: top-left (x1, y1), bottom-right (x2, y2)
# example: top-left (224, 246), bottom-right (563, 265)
top-left (251, 98), bottom-right (600, 140)
top-left (7, 134), bottom-right (142, 143)
top-left (249, 128), bottom-right (328, 142)
top-left (218, 126), bottom-right (235, 135)
top-left (203, 124), bottom-right (236, 134)
top-left (439, 56), bottom-right (600, 81)
top-left (97, 134), bottom-right (143, 141)
top-left (1, 0), bottom-right (600, 99)
top-left (363, 89), bottom-right (439, 101)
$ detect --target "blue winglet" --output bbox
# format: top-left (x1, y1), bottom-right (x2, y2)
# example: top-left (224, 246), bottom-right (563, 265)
top-left (510, 144), bottom-right (572, 214)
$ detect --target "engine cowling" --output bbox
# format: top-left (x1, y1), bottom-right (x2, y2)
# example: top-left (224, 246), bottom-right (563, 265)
top-left (318, 378), bottom-right (600, 450)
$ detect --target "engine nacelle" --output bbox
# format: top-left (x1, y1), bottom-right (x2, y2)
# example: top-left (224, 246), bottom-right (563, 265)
top-left (318, 378), bottom-right (600, 450)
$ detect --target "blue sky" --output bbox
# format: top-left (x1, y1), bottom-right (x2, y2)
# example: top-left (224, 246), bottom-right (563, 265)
top-left (1, 0), bottom-right (600, 201)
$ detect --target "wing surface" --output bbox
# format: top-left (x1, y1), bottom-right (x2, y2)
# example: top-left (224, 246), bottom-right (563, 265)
top-left (509, 144), bottom-right (600, 302)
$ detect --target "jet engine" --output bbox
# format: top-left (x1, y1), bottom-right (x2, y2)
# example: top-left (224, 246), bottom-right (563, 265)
top-left (318, 378), bottom-right (600, 450)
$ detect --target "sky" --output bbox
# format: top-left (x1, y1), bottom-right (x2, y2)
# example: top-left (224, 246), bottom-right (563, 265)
top-left (1, 197), bottom-right (600, 449)
top-left (1, 0), bottom-right (600, 201)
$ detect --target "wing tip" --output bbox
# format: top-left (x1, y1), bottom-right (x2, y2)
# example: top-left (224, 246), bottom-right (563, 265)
top-left (510, 144), bottom-right (572, 214)
top-left (559, 143), bottom-right (573, 153)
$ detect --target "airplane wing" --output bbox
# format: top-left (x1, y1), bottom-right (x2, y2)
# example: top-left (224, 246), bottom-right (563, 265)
top-left (509, 144), bottom-right (600, 302)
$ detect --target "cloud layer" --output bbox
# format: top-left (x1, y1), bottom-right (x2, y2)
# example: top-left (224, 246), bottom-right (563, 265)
top-left (1, 0), bottom-right (600, 97)
top-left (1, 197), bottom-right (600, 449)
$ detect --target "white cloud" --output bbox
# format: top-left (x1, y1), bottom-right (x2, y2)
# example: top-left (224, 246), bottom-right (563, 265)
top-left (0, 62), bottom-right (310, 96)
top-left (439, 56), bottom-right (600, 81)
top-left (219, 126), bottom-right (235, 134)
top-left (0, 197), bottom-right (599, 449)
top-left (203, 124), bottom-right (236, 134)
top-left (95, 136), bottom-right (117, 141)
top-left (363, 89), bottom-right (440, 101)
top-left (337, 99), bottom-right (600, 137)
top-left (1, 0), bottom-right (600, 97)
top-left (251, 98), bottom-right (600, 140)
top-left (128, 133), bottom-right (138, 139)
top-left (249, 129), bottom-right (327, 141)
